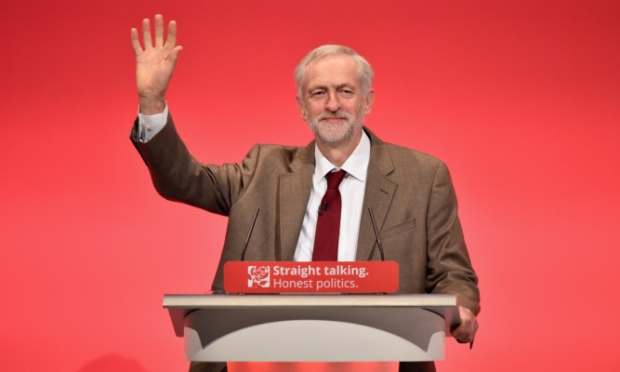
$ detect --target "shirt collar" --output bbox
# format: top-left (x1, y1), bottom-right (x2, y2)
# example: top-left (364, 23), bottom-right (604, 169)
top-left (314, 130), bottom-right (371, 182)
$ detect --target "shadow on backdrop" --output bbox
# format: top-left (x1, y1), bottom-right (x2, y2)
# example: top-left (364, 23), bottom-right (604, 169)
top-left (78, 354), bottom-right (147, 372)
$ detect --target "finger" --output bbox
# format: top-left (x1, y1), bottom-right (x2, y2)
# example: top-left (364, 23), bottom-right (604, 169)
top-left (154, 14), bottom-right (164, 48)
top-left (450, 317), bottom-right (469, 340)
top-left (169, 46), bottom-right (184, 64)
top-left (451, 317), bottom-right (477, 343)
top-left (130, 28), bottom-right (143, 54)
top-left (142, 18), bottom-right (152, 49)
top-left (165, 20), bottom-right (178, 49)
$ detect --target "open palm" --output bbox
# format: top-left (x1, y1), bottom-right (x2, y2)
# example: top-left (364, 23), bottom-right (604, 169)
top-left (131, 14), bottom-right (182, 114)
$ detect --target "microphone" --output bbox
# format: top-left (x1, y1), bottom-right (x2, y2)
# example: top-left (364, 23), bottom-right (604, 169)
top-left (240, 208), bottom-right (260, 261)
top-left (318, 201), bottom-right (328, 216)
top-left (368, 207), bottom-right (385, 261)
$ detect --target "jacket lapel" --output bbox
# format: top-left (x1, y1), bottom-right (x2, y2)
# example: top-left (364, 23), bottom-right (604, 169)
top-left (356, 130), bottom-right (397, 261)
top-left (277, 143), bottom-right (315, 261)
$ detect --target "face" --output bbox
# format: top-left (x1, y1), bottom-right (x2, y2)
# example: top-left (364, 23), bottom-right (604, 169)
top-left (297, 54), bottom-right (374, 146)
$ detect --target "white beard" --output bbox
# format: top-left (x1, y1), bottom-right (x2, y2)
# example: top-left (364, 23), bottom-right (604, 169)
top-left (306, 106), bottom-right (365, 144)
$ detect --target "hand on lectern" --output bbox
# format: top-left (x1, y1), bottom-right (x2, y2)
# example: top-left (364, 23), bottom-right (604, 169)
top-left (451, 306), bottom-right (478, 346)
top-left (130, 14), bottom-right (183, 115)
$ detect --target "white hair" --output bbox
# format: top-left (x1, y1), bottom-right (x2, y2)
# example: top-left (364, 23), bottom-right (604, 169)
top-left (294, 45), bottom-right (374, 98)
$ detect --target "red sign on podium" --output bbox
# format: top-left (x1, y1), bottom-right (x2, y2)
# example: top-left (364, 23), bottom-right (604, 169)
top-left (224, 261), bottom-right (399, 293)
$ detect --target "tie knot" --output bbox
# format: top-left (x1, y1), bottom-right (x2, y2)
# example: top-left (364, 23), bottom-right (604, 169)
top-left (326, 170), bottom-right (346, 190)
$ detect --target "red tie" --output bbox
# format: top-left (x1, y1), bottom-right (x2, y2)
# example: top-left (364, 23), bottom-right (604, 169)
top-left (312, 170), bottom-right (346, 261)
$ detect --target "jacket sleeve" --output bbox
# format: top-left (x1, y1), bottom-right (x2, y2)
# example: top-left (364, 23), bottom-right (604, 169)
top-left (425, 161), bottom-right (481, 315)
top-left (130, 115), bottom-right (260, 216)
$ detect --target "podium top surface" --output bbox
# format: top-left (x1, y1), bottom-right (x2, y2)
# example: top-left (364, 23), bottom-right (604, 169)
top-left (163, 293), bottom-right (457, 308)
top-left (163, 294), bottom-right (459, 337)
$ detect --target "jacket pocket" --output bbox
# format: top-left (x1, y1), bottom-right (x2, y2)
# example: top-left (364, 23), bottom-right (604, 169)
top-left (381, 218), bottom-right (416, 239)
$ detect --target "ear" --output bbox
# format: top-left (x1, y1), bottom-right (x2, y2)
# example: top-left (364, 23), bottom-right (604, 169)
top-left (363, 89), bottom-right (375, 115)
top-left (296, 95), bottom-right (307, 121)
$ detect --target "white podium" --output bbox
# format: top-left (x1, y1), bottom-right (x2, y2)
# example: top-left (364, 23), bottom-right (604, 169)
top-left (163, 294), bottom-right (459, 362)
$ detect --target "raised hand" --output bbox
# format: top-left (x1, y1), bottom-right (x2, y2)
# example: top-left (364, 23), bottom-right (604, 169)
top-left (131, 14), bottom-right (183, 115)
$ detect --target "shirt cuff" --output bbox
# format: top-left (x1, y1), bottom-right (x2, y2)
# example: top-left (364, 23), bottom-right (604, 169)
top-left (136, 104), bottom-right (169, 142)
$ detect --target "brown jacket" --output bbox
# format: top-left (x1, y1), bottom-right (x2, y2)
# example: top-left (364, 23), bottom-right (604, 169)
top-left (133, 116), bottom-right (480, 314)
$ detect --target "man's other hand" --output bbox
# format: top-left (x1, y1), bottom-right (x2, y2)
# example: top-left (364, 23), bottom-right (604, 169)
top-left (451, 306), bottom-right (478, 345)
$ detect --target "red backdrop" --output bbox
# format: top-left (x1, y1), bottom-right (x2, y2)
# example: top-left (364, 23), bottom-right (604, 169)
top-left (2, 0), bottom-right (619, 371)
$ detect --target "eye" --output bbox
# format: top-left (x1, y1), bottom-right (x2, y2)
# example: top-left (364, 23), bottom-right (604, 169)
top-left (310, 90), bottom-right (326, 100)
top-left (339, 89), bottom-right (354, 98)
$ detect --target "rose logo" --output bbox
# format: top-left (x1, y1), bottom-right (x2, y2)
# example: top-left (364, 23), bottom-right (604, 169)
top-left (248, 266), bottom-right (270, 288)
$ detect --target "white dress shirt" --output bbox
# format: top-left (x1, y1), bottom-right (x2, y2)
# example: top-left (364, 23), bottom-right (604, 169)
top-left (293, 132), bottom-right (370, 262)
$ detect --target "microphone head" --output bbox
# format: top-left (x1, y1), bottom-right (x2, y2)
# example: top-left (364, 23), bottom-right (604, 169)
top-left (318, 202), bottom-right (328, 216)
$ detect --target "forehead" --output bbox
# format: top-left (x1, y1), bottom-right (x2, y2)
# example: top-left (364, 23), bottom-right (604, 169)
top-left (303, 54), bottom-right (360, 89)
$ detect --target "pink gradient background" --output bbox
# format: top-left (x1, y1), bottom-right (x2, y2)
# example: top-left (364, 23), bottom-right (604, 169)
top-left (2, 0), bottom-right (619, 371)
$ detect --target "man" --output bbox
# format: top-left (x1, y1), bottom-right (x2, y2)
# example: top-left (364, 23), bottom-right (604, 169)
top-left (131, 15), bottom-right (479, 372)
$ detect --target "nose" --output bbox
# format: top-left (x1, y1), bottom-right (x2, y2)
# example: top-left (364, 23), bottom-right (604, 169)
top-left (325, 91), bottom-right (340, 112)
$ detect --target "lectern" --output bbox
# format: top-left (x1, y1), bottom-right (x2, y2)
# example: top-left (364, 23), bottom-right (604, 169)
top-left (163, 294), bottom-right (459, 362)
